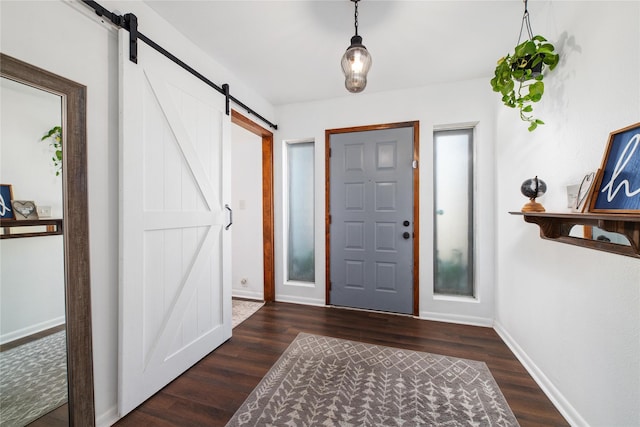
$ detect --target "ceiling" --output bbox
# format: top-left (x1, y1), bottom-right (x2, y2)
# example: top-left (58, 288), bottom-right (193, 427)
top-left (143, 1), bottom-right (527, 106)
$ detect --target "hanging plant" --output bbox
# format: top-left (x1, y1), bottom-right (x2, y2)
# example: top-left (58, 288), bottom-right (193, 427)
top-left (41, 125), bottom-right (62, 176)
top-left (490, 1), bottom-right (559, 131)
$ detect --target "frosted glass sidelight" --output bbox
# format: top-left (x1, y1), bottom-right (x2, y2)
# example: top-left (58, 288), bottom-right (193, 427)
top-left (287, 142), bottom-right (315, 282)
top-left (434, 129), bottom-right (474, 296)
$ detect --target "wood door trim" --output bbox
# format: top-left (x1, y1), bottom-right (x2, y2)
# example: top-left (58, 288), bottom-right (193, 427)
top-left (325, 121), bottom-right (420, 316)
top-left (231, 110), bottom-right (275, 302)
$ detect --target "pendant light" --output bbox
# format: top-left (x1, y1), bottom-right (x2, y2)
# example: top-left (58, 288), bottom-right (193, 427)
top-left (341, 0), bottom-right (372, 93)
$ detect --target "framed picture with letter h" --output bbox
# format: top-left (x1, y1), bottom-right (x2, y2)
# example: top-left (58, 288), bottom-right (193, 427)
top-left (589, 122), bottom-right (640, 213)
top-left (0, 184), bottom-right (15, 219)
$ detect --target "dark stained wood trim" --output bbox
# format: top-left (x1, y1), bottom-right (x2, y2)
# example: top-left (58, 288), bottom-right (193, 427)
top-left (324, 130), bottom-right (332, 305)
top-left (326, 120), bottom-right (419, 135)
top-left (231, 110), bottom-right (275, 302)
top-left (110, 302), bottom-right (569, 427)
top-left (325, 121), bottom-right (420, 316)
top-left (1, 53), bottom-right (95, 426)
top-left (411, 121), bottom-right (420, 316)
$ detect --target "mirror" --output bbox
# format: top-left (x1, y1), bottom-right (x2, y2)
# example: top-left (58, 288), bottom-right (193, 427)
top-left (0, 75), bottom-right (67, 425)
top-left (569, 225), bottom-right (632, 246)
top-left (0, 53), bottom-right (95, 426)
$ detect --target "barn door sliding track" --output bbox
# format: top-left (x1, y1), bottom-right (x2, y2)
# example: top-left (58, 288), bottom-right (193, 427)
top-left (82, 0), bottom-right (278, 131)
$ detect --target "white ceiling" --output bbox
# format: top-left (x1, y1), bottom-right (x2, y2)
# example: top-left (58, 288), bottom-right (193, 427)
top-left (143, 0), bottom-right (527, 106)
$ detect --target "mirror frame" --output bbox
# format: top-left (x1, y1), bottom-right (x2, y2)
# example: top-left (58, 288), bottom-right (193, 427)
top-left (1, 53), bottom-right (95, 426)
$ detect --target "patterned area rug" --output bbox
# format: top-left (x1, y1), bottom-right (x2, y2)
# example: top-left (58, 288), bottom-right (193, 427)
top-left (0, 331), bottom-right (68, 427)
top-left (232, 299), bottom-right (264, 328)
top-left (226, 333), bottom-right (519, 427)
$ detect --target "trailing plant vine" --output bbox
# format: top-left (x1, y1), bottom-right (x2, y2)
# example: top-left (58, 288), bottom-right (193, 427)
top-left (41, 125), bottom-right (62, 176)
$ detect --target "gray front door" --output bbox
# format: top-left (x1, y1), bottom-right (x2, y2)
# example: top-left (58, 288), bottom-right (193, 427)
top-left (329, 126), bottom-right (414, 314)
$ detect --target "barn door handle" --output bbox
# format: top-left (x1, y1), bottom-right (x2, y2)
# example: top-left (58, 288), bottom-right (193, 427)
top-left (225, 204), bottom-right (233, 230)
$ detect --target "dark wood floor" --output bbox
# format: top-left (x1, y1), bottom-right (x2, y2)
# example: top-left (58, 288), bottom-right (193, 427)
top-left (31, 302), bottom-right (569, 426)
top-left (112, 302), bottom-right (567, 427)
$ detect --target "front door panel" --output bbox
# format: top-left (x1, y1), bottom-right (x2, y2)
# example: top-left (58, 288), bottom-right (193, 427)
top-left (330, 127), bottom-right (414, 314)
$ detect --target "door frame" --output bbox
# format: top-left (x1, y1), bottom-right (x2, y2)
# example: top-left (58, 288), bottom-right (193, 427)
top-left (325, 121), bottom-right (420, 316)
top-left (231, 110), bottom-right (275, 302)
top-left (1, 53), bottom-right (95, 426)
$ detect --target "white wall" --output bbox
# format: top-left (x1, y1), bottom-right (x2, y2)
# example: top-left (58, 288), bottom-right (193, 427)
top-left (231, 124), bottom-right (264, 300)
top-left (494, 2), bottom-right (640, 426)
top-left (1, 1), bottom-right (274, 424)
top-left (274, 79), bottom-right (497, 325)
top-left (0, 77), bottom-right (65, 343)
top-left (0, 237), bottom-right (65, 342)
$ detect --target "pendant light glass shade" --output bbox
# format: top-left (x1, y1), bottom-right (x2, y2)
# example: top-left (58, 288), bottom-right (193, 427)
top-left (341, 35), bottom-right (372, 93)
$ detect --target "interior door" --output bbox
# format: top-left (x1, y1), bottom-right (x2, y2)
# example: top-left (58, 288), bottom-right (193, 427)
top-left (118, 30), bottom-right (232, 416)
top-left (329, 127), bottom-right (414, 314)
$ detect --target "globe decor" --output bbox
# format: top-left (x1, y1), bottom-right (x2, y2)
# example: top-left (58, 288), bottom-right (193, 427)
top-left (521, 176), bottom-right (547, 212)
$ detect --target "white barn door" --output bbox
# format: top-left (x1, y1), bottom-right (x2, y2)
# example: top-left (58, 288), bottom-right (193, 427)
top-left (118, 30), bottom-right (232, 416)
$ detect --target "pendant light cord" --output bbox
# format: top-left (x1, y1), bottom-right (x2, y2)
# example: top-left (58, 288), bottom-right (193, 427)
top-left (354, 0), bottom-right (359, 36)
top-left (517, 0), bottom-right (534, 45)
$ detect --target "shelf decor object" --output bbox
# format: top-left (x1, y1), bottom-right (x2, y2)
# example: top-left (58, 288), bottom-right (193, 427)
top-left (0, 184), bottom-right (15, 219)
top-left (520, 176), bottom-right (547, 212)
top-left (12, 200), bottom-right (39, 220)
top-left (575, 171), bottom-right (596, 212)
top-left (589, 122), bottom-right (640, 213)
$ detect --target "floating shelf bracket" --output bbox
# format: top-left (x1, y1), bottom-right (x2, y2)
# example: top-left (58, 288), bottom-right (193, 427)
top-left (510, 212), bottom-right (640, 259)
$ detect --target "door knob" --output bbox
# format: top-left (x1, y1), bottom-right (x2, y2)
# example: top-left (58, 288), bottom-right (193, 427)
top-left (403, 220), bottom-right (410, 227)
top-left (402, 232), bottom-right (411, 239)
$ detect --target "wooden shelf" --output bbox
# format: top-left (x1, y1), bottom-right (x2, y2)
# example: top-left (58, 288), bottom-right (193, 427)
top-left (510, 211), bottom-right (640, 259)
top-left (0, 218), bottom-right (63, 239)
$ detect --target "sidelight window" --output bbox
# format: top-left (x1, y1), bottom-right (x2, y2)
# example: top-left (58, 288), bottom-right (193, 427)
top-left (285, 141), bottom-right (315, 283)
top-left (433, 128), bottom-right (474, 297)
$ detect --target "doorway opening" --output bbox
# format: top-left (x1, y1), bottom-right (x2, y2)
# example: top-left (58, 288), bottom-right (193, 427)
top-left (325, 121), bottom-right (419, 316)
top-left (231, 110), bottom-right (275, 302)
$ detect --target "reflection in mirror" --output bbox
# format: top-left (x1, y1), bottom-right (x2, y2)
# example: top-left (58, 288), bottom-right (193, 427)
top-left (568, 224), bottom-right (585, 239)
top-left (589, 226), bottom-right (632, 245)
top-left (1, 53), bottom-right (95, 426)
top-left (569, 225), bottom-right (632, 246)
top-left (0, 77), bottom-right (67, 425)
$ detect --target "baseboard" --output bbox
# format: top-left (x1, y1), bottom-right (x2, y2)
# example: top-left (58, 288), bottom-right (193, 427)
top-left (232, 289), bottom-right (264, 300)
top-left (493, 321), bottom-right (588, 427)
top-left (419, 311), bottom-right (493, 327)
top-left (0, 316), bottom-right (65, 345)
top-left (274, 295), bottom-right (326, 307)
top-left (96, 405), bottom-right (119, 427)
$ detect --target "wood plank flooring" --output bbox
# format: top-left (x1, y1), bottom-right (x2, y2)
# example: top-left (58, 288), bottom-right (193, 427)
top-left (110, 302), bottom-right (568, 427)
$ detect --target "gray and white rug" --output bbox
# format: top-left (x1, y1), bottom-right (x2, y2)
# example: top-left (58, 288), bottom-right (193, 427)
top-left (0, 331), bottom-right (68, 427)
top-left (226, 333), bottom-right (519, 427)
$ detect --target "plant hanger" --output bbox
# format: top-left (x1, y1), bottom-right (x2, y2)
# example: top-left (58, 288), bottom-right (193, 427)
top-left (490, 0), bottom-right (559, 131)
top-left (518, 0), bottom-right (535, 46)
